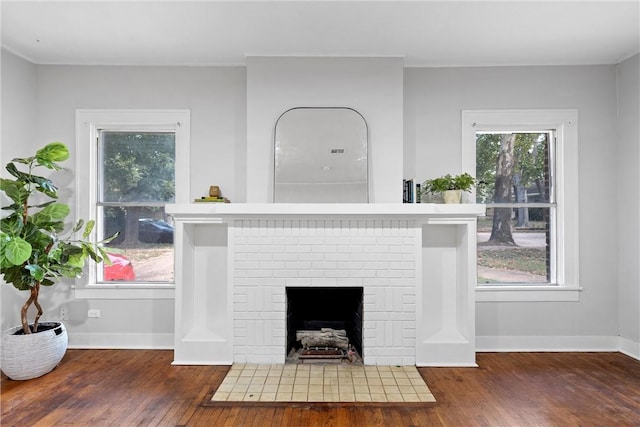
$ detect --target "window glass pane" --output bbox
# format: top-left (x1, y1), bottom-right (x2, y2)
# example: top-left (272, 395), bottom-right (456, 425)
top-left (101, 206), bottom-right (174, 283)
top-left (477, 207), bottom-right (551, 284)
top-left (476, 130), bottom-right (554, 285)
top-left (100, 131), bottom-right (175, 203)
top-left (476, 132), bottom-right (550, 204)
top-left (97, 130), bottom-right (176, 284)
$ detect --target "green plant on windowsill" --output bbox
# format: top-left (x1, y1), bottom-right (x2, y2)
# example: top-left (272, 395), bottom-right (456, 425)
top-left (422, 173), bottom-right (476, 203)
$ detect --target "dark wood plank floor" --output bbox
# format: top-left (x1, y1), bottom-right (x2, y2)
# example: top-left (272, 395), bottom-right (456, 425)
top-left (1, 350), bottom-right (639, 426)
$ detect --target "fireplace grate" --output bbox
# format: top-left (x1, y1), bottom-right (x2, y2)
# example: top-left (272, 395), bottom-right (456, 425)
top-left (299, 346), bottom-right (345, 359)
top-left (287, 345), bottom-right (361, 364)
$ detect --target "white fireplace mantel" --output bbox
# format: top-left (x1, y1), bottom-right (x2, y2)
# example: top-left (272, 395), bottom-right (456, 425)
top-left (167, 202), bottom-right (484, 219)
top-left (166, 203), bottom-right (485, 366)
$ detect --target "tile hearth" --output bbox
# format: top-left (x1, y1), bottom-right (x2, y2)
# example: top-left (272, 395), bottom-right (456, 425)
top-left (211, 363), bottom-right (436, 403)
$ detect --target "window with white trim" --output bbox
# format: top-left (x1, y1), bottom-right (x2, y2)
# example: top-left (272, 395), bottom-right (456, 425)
top-left (75, 110), bottom-right (190, 299)
top-left (462, 110), bottom-right (581, 302)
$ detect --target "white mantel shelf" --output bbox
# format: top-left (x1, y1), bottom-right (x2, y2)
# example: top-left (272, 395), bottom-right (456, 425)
top-left (166, 202), bottom-right (485, 219)
top-left (166, 202), bottom-right (485, 367)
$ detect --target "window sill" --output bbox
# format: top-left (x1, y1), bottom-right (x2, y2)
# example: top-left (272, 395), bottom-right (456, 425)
top-left (476, 285), bottom-right (582, 302)
top-left (74, 284), bottom-right (175, 300)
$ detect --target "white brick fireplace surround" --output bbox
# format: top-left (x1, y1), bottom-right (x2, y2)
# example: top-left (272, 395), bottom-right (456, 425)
top-left (166, 203), bottom-right (485, 367)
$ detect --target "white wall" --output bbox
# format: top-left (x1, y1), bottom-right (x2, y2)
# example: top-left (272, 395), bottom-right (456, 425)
top-left (2, 49), bottom-right (635, 355)
top-left (405, 65), bottom-right (621, 348)
top-left (1, 52), bottom-right (247, 345)
top-left (1, 51), bottom-right (39, 331)
top-left (1, 51), bottom-right (37, 153)
top-left (246, 57), bottom-right (404, 203)
top-left (616, 54), bottom-right (640, 358)
top-left (36, 64), bottom-right (247, 203)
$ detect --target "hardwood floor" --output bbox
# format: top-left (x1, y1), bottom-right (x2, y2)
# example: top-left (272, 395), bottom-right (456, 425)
top-left (1, 350), bottom-right (639, 426)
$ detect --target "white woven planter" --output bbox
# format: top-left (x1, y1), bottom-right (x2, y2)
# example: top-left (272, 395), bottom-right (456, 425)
top-left (1, 322), bottom-right (68, 380)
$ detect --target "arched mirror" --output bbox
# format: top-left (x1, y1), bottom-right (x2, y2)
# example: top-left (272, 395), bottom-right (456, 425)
top-left (274, 107), bottom-right (368, 203)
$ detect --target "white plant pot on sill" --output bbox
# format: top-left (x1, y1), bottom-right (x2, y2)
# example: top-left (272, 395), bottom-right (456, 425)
top-left (442, 189), bottom-right (462, 204)
top-left (1, 322), bottom-right (68, 380)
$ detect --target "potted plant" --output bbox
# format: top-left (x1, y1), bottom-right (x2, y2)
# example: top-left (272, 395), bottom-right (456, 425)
top-left (422, 172), bottom-right (476, 203)
top-left (1, 142), bottom-right (115, 380)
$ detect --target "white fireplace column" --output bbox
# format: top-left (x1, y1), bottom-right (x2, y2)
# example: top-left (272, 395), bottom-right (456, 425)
top-left (166, 203), bottom-right (485, 366)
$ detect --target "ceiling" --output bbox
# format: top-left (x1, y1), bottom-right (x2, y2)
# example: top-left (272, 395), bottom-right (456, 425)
top-left (2, 1), bottom-right (639, 67)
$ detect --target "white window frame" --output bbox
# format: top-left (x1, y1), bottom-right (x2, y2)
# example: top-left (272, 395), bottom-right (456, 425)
top-left (462, 109), bottom-right (581, 302)
top-left (74, 109), bottom-right (190, 299)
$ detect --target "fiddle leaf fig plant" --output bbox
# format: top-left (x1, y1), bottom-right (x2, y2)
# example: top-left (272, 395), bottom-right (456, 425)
top-left (1, 142), bottom-right (116, 334)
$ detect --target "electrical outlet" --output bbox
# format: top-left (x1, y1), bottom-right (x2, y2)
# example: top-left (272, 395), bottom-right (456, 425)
top-left (88, 309), bottom-right (101, 318)
top-left (60, 307), bottom-right (67, 321)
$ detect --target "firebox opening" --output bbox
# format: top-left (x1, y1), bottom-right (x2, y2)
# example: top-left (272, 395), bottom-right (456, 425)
top-left (286, 287), bottom-right (363, 363)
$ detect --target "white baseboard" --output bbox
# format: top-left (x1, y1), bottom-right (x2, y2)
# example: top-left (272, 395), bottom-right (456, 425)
top-left (66, 333), bottom-right (640, 362)
top-left (476, 335), bottom-right (621, 353)
top-left (68, 332), bottom-right (174, 349)
top-left (619, 336), bottom-right (640, 361)
top-left (172, 359), bottom-right (233, 366)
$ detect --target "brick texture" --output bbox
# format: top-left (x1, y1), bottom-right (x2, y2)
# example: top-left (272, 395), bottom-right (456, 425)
top-left (232, 219), bottom-right (417, 365)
